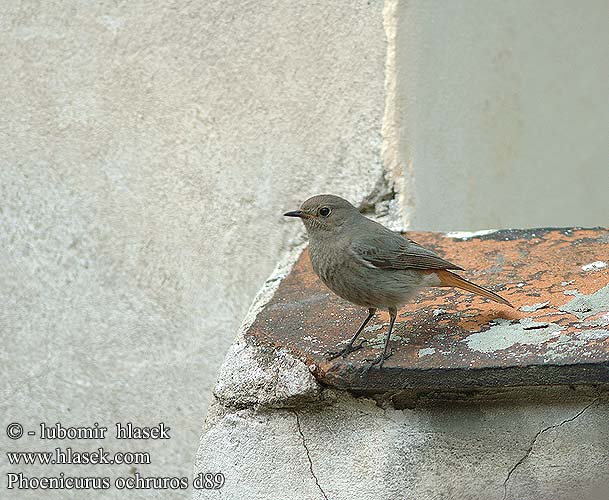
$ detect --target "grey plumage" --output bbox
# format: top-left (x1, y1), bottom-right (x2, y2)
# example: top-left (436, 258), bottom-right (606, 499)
top-left (284, 194), bottom-right (512, 370)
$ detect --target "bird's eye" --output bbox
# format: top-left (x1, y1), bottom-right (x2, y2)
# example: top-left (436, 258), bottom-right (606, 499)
top-left (319, 207), bottom-right (331, 217)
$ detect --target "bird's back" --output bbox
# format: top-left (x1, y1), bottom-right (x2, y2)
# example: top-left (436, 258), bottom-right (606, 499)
top-left (308, 214), bottom-right (435, 308)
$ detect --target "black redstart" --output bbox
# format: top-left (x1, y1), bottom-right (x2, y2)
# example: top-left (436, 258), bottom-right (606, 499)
top-left (284, 194), bottom-right (513, 369)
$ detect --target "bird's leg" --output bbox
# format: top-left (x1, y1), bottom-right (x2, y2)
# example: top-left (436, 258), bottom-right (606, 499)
top-left (327, 308), bottom-right (376, 360)
top-left (363, 307), bottom-right (397, 372)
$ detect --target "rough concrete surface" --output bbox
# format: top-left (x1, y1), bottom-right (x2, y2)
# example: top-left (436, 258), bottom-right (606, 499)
top-left (1, 1), bottom-right (387, 498)
top-left (195, 228), bottom-right (609, 499)
top-left (196, 390), bottom-right (609, 500)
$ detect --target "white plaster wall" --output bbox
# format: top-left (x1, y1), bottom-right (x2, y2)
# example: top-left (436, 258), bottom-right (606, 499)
top-left (392, 0), bottom-right (609, 231)
top-left (0, 1), bottom-right (386, 496)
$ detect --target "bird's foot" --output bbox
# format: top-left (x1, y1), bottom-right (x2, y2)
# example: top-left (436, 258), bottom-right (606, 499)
top-left (362, 351), bottom-right (393, 374)
top-left (326, 340), bottom-right (367, 360)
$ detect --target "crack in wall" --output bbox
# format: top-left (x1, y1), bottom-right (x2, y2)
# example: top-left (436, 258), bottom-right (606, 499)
top-left (292, 410), bottom-right (329, 500)
top-left (501, 397), bottom-right (599, 500)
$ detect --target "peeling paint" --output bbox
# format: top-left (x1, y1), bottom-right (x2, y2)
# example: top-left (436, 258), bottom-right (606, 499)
top-left (445, 229), bottom-right (498, 239)
top-left (559, 285), bottom-right (609, 319)
top-left (577, 329), bottom-right (609, 341)
top-left (367, 331), bottom-right (405, 349)
top-left (543, 334), bottom-right (590, 361)
top-left (582, 261), bottom-right (607, 271)
top-left (418, 347), bottom-right (436, 357)
top-left (583, 313), bottom-right (609, 328)
top-left (463, 318), bottom-right (563, 354)
top-left (519, 301), bottom-right (550, 312)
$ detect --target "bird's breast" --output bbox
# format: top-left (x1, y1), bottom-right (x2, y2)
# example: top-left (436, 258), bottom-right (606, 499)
top-left (309, 239), bottom-right (345, 286)
top-left (308, 238), bottom-right (422, 308)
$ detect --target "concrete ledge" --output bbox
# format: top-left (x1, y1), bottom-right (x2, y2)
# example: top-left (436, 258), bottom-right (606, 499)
top-left (195, 228), bottom-right (609, 500)
top-left (195, 388), bottom-right (609, 500)
top-left (246, 228), bottom-right (609, 392)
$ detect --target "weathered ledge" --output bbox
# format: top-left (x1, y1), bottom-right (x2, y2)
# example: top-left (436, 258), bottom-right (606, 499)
top-left (245, 228), bottom-right (609, 393)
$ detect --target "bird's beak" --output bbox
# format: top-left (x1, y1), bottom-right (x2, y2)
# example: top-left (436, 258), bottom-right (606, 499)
top-left (283, 210), bottom-right (309, 219)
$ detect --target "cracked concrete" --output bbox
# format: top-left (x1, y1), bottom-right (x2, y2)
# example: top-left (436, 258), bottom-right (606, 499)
top-left (502, 397), bottom-right (600, 500)
top-left (293, 410), bottom-right (329, 500)
top-left (195, 388), bottom-right (609, 500)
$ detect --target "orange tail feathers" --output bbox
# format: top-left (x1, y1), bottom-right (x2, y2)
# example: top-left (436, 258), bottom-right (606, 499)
top-left (434, 270), bottom-right (513, 308)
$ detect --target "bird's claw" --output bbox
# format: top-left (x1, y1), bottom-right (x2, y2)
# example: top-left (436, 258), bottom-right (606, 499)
top-left (326, 340), bottom-right (367, 360)
top-left (362, 351), bottom-right (393, 374)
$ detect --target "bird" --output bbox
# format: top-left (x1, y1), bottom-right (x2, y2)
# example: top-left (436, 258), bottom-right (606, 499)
top-left (284, 194), bottom-right (513, 370)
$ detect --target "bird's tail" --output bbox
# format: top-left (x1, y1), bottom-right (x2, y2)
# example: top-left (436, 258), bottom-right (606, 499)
top-left (434, 270), bottom-right (513, 307)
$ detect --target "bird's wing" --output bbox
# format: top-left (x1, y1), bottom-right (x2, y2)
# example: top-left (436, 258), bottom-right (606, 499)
top-left (349, 232), bottom-right (463, 271)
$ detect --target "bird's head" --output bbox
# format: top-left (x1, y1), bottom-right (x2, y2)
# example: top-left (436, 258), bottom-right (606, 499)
top-left (284, 194), bottom-right (359, 233)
